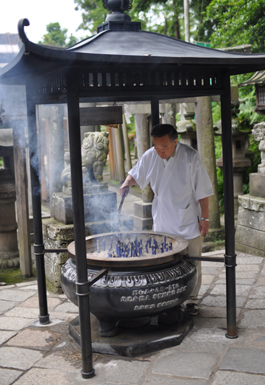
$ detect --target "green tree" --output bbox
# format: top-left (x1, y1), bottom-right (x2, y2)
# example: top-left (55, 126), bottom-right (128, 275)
top-left (40, 22), bottom-right (68, 46)
top-left (206, 0), bottom-right (265, 53)
top-left (39, 22), bottom-right (79, 47)
top-left (74, 0), bottom-right (108, 34)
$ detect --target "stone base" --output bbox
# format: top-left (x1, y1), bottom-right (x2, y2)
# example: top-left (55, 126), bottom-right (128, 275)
top-left (42, 214), bottom-right (134, 293)
top-left (134, 201), bottom-right (152, 218)
top-left (132, 201), bottom-right (153, 230)
top-left (235, 194), bottom-right (265, 257)
top-left (69, 312), bottom-right (193, 357)
top-left (52, 190), bottom-right (117, 225)
top-left (249, 173), bottom-right (265, 198)
top-left (131, 215), bottom-right (153, 230)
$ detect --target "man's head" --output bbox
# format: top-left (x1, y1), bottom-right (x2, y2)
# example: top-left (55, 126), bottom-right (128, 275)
top-left (151, 124), bottom-right (178, 159)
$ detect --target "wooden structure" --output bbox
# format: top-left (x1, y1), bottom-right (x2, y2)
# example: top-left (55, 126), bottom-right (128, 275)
top-left (2, 0), bottom-right (265, 378)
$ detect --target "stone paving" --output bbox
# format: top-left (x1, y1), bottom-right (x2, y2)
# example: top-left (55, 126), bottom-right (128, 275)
top-left (1, 249), bottom-right (265, 385)
top-left (1, 188), bottom-right (265, 384)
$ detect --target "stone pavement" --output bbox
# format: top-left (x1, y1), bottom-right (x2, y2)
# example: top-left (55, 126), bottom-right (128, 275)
top-left (1, 189), bottom-right (265, 384)
top-left (1, 249), bottom-right (265, 385)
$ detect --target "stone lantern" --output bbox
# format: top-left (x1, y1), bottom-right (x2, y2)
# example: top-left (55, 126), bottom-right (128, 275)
top-left (215, 94), bottom-right (251, 216)
top-left (176, 111), bottom-right (197, 150)
top-left (0, 127), bottom-right (19, 268)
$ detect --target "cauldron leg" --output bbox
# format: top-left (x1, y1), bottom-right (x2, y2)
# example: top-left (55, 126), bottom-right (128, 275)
top-left (157, 306), bottom-right (183, 325)
top-left (96, 316), bottom-right (119, 337)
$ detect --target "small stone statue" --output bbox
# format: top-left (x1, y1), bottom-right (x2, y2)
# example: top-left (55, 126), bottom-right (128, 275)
top-left (82, 131), bottom-right (109, 183)
top-left (252, 122), bottom-right (265, 174)
top-left (61, 131), bottom-right (109, 193)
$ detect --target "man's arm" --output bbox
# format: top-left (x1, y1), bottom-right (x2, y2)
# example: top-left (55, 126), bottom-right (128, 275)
top-left (198, 197), bottom-right (209, 237)
top-left (119, 174), bottom-right (137, 197)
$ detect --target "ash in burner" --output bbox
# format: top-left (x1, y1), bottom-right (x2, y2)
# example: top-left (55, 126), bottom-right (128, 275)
top-left (94, 235), bottom-right (172, 258)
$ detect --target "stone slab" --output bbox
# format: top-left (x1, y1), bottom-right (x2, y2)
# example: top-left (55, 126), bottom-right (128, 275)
top-left (238, 194), bottom-right (265, 211)
top-left (220, 348), bottom-right (265, 375)
top-left (70, 312), bottom-right (193, 357)
top-left (5, 307), bottom-right (39, 319)
top-left (239, 309), bottom-right (265, 328)
top-left (210, 284), bottom-right (251, 297)
top-left (52, 191), bottom-right (117, 225)
top-left (143, 376), bottom-right (207, 385)
top-left (249, 286), bottom-right (265, 298)
top-left (0, 316), bottom-right (34, 331)
top-left (235, 242), bottom-right (265, 258)
top-left (0, 347), bottom-right (43, 370)
top-left (249, 173), bottom-right (265, 198)
top-left (235, 225), bottom-right (265, 252)
top-left (131, 215), bottom-right (153, 230)
top-left (187, 328), bottom-right (235, 343)
top-left (0, 331), bottom-right (17, 346)
top-left (134, 201), bottom-right (152, 219)
top-left (201, 295), bottom-right (246, 308)
top-left (6, 328), bottom-right (62, 351)
top-left (220, 270), bottom-right (259, 279)
top-left (236, 255), bottom-right (263, 264)
top-left (237, 206), bottom-right (265, 232)
top-left (0, 289), bottom-right (36, 302)
top-left (245, 299), bottom-right (265, 309)
top-left (19, 296), bottom-right (62, 310)
top-left (0, 368), bottom-right (23, 385)
top-left (213, 371), bottom-right (265, 385)
top-left (152, 351), bottom-right (218, 380)
top-left (0, 300), bottom-right (17, 314)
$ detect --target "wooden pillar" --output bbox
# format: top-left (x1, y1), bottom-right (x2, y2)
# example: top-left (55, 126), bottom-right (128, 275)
top-left (107, 124), bottom-right (125, 182)
top-left (12, 118), bottom-right (32, 277)
top-left (135, 113), bottom-right (153, 202)
top-left (196, 96), bottom-right (221, 229)
top-left (49, 104), bottom-right (65, 215)
top-left (122, 114), bottom-right (132, 172)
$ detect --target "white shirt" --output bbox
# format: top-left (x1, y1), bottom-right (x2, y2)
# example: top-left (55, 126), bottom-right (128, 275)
top-left (129, 142), bottom-right (214, 240)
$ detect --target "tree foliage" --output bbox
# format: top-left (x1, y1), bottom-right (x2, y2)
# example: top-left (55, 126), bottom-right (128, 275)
top-left (206, 0), bottom-right (265, 53)
top-left (39, 22), bottom-right (78, 47)
top-left (39, 22), bottom-right (68, 46)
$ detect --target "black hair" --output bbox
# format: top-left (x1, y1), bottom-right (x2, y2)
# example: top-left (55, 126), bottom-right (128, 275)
top-left (151, 124), bottom-right (178, 141)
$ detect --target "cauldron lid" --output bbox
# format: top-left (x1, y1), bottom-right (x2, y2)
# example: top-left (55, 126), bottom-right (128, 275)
top-left (67, 231), bottom-right (189, 268)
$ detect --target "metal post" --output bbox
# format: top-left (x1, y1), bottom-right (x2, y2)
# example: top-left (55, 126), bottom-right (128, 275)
top-left (151, 99), bottom-right (160, 127)
top-left (67, 73), bottom-right (95, 378)
top-left (220, 71), bottom-right (238, 338)
top-left (26, 89), bottom-right (49, 324)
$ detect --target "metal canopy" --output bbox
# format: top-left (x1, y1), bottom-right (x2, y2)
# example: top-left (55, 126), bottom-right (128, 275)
top-left (1, 17), bottom-right (265, 101)
top-left (0, 1), bottom-right (263, 378)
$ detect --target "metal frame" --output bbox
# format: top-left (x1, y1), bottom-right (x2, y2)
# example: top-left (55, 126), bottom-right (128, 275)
top-left (5, 10), bottom-right (265, 376)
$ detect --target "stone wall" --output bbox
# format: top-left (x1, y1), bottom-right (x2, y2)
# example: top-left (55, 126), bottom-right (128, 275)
top-left (235, 194), bottom-right (265, 257)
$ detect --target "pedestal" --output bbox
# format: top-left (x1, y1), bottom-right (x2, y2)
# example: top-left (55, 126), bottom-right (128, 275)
top-left (235, 194), bottom-right (265, 257)
top-left (0, 182), bottom-right (19, 268)
top-left (52, 184), bottom-right (117, 225)
top-left (131, 201), bottom-right (153, 230)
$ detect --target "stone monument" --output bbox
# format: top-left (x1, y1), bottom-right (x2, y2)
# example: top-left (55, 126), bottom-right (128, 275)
top-left (0, 128), bottom-right (19, 268)
top-left (43, 130), bottom-right (133, 292)
top-left (235, 122), bottom-right (265, 256)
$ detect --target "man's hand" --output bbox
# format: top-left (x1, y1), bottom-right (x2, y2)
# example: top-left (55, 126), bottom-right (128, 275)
top-left (199, 219), bottom-right (209, 237)
top-left (198, 197), bottom-right (209, 237)
top-left (119, 175), bottom-right (137, 197)
top-left (119, 185), bottom-right (130, 198)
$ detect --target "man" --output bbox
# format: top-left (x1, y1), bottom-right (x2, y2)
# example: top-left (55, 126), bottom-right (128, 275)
top-left (119, 124), bottom-right (213, 316)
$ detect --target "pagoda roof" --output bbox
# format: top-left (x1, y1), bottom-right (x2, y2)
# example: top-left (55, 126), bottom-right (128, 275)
top-left (1, 18), bottom-right (265, 87)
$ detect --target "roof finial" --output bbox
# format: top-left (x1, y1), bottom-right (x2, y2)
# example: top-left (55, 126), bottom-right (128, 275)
top-left (98, 0), bottom-right (140, 32)
top-left (103, 0), bottom-right (133, 12)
